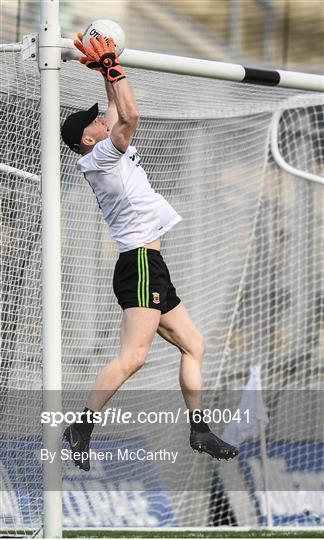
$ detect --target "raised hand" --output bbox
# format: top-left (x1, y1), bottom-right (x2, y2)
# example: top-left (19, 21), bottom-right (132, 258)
top-left (74, 32), bottom-right (104, 73)
top-left (74, 34), bottom-right (125, 83)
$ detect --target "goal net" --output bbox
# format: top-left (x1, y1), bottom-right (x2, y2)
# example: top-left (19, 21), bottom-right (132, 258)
top-left (0, 47), bottom-right (323, 535)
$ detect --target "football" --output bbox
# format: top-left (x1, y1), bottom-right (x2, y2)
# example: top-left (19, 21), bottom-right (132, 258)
top-left (83, 19), bottom-right (126, 56)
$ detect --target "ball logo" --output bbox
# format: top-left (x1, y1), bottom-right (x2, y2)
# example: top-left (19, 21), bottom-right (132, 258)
top-left (90, 28), bottom-right (110, 44)
top-left (83, 20), bottom-right (126, 56)
top-left (90, 28), bottom-right (100, 37)
top-left (152, 292), bottom-right (160, 304)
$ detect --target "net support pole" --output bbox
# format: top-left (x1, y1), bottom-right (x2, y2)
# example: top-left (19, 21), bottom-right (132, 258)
top-left (259, 420), bottom-right (273, 527)
top-left (0, 163), bottom-right (40, 185)
top-left (271, 110), bottom-right (324, 185)
top-left (38, 0), bottom-right (62, 538)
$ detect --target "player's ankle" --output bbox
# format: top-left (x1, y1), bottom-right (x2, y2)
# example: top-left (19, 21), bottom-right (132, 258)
top-left (74, 407), bottom-right (95, 438)
top-left (189, 410), bottom-right (210, 433)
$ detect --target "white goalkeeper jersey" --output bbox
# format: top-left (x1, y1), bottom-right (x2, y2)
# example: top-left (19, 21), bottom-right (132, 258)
top-left (77, 137), bottom-right (182, 253)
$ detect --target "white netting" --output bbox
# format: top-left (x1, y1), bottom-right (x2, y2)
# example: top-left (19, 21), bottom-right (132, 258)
top-left (0, 50), bottom-right (323, 534)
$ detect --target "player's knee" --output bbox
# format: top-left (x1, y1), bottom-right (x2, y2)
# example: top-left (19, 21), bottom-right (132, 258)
top-left (127, 351), bottom-right (148, 375)
top-left (190, 333), bottom-right (205, 362)
top-left (120, 347), bottom-right (148, 376)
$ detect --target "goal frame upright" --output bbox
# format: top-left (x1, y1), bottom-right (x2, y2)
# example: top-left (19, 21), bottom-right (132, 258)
top-left (39, 0), bottom-right (62, 538)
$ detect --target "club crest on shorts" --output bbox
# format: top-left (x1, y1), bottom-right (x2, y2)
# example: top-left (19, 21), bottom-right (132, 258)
top-left (152, 292), bottom-right (160, 304)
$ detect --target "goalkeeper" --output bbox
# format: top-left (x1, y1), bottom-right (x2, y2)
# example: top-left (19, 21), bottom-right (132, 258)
top-left (61, 34), bottom-right (238, 470)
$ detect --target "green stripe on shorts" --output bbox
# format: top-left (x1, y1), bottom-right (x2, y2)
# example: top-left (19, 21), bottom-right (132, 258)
top-left (137, 248), bottom-right (142, 307)
top-left (144, 249), bottom-right (149, 308)
top-left (137, 248), bottom-right (150, 307)
top-left (141, 248), bottom-right (145, 307)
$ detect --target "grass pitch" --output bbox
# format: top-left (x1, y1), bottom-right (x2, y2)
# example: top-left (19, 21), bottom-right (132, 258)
top-left (64, 530), bottom-right (323, 538)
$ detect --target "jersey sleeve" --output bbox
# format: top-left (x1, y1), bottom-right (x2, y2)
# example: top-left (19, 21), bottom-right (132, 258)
top-left (91, 137), bottom-right (125, 170)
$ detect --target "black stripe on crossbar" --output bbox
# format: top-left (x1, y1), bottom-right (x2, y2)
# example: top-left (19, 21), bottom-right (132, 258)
top-left (243, 67), bottom-right (280, 86)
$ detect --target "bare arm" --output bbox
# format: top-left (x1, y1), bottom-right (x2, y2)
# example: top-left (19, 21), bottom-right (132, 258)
top-left (78, 35), bottom-right (139, 152)
top-left (104, 78), bottom-right (118, 131)
top-left (110, 78), bottom-right (140, 153)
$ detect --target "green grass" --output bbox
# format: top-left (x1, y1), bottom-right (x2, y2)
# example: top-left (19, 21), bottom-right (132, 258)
top-left (64, 531), bottom-right (324, 538)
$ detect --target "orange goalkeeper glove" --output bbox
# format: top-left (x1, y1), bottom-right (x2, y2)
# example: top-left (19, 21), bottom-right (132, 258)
top-left (74, 34), bottom-right (126, 83)
top-left (74, 33), bottom-right (104, 74)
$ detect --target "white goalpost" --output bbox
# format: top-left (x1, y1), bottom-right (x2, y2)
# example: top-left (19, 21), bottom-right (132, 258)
top-left (38, 1), bottom-right (62, 539)
top-left (0, 0), bottom-right (323, 537)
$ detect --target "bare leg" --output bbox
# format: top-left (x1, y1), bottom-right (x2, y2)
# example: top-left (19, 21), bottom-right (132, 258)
top-left (157, 303), bottom-right (238, 460)
top-left (87, 307), bottom-right (161, 411)
top-left (66, 302), bottom-right (238, 466)
top-left (157, 303), bottom-right (205, 410)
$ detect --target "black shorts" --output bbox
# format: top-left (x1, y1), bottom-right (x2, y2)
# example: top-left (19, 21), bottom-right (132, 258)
top-left (113, 247), bottom-right (181, 314)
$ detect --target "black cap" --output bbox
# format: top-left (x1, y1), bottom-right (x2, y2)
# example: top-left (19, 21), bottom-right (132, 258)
top-left (61, 103), bottom-right (99, 153)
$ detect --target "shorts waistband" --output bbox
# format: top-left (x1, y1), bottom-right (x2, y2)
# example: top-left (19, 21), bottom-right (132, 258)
top-left (119, 247), bottom-right (162, 258)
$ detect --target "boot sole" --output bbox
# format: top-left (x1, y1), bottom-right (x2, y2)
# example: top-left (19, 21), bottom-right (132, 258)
top-left (190, 441), bottom-right (238, 460)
